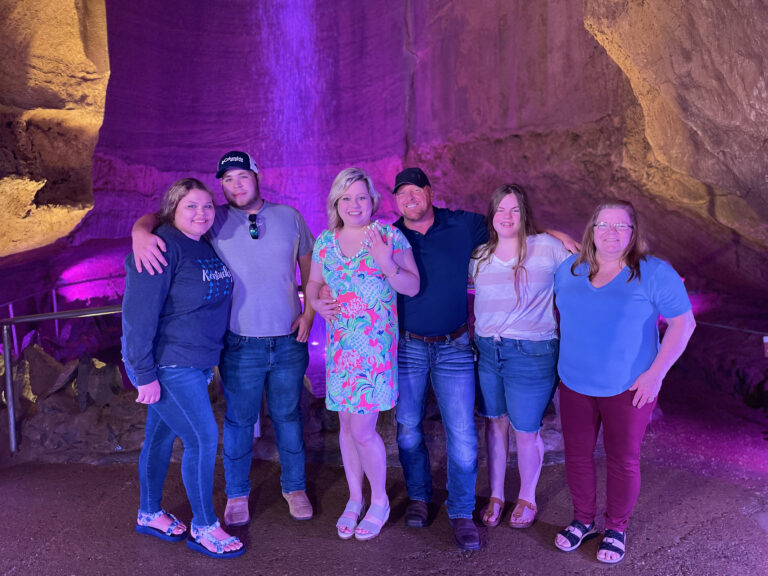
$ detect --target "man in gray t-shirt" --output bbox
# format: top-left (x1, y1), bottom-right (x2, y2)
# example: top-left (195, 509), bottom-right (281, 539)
top-left (131, 151), bottom-right (316, 526)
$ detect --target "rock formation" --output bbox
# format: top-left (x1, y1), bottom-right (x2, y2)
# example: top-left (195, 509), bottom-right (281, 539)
top-left (1, 0), bottom-right (765, 291)
top-left (82, 0), bottom-right (768, 298)
top-left (0, 0), bottom-right (108, 259)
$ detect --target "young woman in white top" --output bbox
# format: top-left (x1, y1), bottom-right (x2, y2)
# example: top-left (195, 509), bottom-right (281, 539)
top-left (471, 184), bottom-right (570, 529)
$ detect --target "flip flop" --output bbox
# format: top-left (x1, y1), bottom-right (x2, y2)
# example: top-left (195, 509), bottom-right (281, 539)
top-left (354, 502), bottom-right (390, 541)
top-left (336, 499), bottom-right (366, 540)
top-left (508, 499), bottom-right (537, 529)
top-left (136, 510), bottom-right (187, 542)
top-left (186, 520), bottom-right (245, 559)
top-left (481, 497), bottom-right (504, 527)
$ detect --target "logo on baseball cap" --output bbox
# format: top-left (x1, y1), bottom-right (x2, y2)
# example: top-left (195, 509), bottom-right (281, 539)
top-left (393, 167), bottom-right (431, 194)
top-left (216, 151), bottom-right (259, 179)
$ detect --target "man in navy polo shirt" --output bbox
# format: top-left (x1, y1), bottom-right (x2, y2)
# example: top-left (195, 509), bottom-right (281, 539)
top-left (392, 167), bottom-right (488, 551)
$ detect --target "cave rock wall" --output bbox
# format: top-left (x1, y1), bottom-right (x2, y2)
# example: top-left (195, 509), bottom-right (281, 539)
top-left (1, 1), bottom-right (767, 303)
top-left (0, 0), bottom-right (108, 260)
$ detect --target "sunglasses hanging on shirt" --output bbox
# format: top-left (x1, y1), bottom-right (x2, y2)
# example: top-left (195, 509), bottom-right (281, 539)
top-left (248, 214), bottom-right (260, 239)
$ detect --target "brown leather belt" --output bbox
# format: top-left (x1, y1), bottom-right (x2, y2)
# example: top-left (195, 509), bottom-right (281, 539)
top-left (401, 324), bottom-right (468, 343)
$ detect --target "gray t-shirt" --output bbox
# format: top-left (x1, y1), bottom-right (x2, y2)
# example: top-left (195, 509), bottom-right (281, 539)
top-left (208, 201), bottom-right (315, 337)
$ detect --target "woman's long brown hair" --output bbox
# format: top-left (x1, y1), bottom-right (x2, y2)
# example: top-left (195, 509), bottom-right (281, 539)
top-left (472, 184), bottom-right (538, 309)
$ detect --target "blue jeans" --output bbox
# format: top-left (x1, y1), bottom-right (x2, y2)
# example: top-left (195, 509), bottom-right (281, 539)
top-left (475, 336), bottom-right (559, 432)
top-left (219, 331), bottom-right (309, 497)
top-left (137, 366), bottom-right (219, 527)
top-left (396, 332), bottom-right (478, 519)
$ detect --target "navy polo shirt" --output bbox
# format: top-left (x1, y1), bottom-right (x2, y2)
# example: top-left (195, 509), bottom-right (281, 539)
top-left (394, 207), bottom-right (488, 337)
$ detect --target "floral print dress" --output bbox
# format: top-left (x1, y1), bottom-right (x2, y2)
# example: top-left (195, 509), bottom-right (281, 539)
top-left (312, 222), bottom-right (410, 414)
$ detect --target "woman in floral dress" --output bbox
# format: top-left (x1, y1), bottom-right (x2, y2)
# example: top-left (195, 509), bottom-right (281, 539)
top-left (305, 167), bottom-right (420, 541)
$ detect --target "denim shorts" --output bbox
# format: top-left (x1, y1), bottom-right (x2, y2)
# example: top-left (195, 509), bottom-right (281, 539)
top-left (475, 335), bottom-right (559, 433)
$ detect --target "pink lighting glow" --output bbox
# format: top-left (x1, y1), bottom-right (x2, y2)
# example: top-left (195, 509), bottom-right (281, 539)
top-left (57, 253), bottom-right (127, 303)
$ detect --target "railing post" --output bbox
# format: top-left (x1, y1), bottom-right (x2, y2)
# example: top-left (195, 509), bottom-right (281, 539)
top-left (8, 303), bottom-right (18, 357)
top-left (52, 288), bottom-right (59, 339)
top-left (3, 324), bottom-right (18, 454)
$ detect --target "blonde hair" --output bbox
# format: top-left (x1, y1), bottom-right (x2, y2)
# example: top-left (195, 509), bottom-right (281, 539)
top-left (326, 167), bottom-right (379, 230)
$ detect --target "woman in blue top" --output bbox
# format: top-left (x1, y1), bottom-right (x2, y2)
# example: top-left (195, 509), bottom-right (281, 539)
top-left (553, 200), bottom-right (695, 564)
top-left (122, 178), bottom-right (243, 558)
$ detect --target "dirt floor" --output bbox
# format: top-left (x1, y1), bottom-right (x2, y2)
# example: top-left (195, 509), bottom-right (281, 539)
top-left (1, 366), bottom-right (767, 576)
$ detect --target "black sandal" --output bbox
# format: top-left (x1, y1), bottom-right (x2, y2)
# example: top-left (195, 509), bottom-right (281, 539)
top-left (597, 529), bottom-right (626, 564)
top-left (555, 519), bottom-right (597, 552)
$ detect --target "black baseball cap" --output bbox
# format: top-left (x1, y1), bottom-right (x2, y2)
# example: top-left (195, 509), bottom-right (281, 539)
top-left (216, 150), bottom-right (259, 179)
top-left (393, 167), bottom-right (431, 194)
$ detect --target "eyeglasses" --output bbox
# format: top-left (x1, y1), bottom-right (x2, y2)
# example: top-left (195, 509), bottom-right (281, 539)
top-left (248, 214), bottom-right (260, 239)
top-left (594, 221), bottom-right (633, 233)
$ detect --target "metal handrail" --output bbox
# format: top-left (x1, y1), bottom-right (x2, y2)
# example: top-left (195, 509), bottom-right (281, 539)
top-left (0, 305), bottom-right (122, 327)
top-left (1, 304), bottom-right (122, 454)
top-left (695, 321), bottom-right (767, 336)
top-left (3, 299), bottom-right (764, 457)
top-left (0, 274), bottom-right (125, 310)
top-left (1, 274), bottom-right (126, 359)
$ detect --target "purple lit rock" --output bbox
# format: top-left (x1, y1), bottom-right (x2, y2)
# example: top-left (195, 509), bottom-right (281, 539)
top-left (1, 0), bottom-right (767, 416)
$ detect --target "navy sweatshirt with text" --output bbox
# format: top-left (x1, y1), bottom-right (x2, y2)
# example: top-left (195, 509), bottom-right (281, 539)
top-left (121, 224), bottom-right (233, 386)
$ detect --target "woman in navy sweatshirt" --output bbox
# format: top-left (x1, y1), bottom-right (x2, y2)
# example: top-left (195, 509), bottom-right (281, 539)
top-left (122, 178), bottom-right (243, 558)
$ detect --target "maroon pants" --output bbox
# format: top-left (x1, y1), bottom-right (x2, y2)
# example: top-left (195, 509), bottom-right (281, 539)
top-left (559, 383), bottom-right (655, 532)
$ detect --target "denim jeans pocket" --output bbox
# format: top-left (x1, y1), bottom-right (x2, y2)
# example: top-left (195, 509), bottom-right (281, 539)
top-left (288, 332), bottom-right (308, 347)
top-left (158, 365), bottom-right (214, 385)
top-left (473, 335), bottom-right (492, 350)
top-left (449, 332), bottom-right (473, 352)
top-left (224, 331), bottom-right (243, 351)
top-left (518, 339), bottom-right (558, 357)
